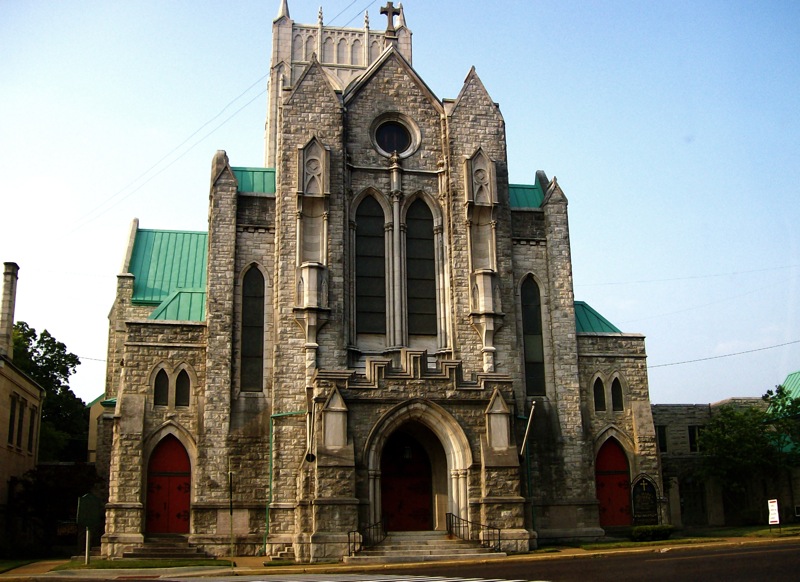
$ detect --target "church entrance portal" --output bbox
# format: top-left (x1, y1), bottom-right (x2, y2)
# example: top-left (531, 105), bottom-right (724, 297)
top-left (595, 438), bottom-right (632, 527)
top-left (381, 429), bottom-right (434, 531)
top-left (146, 435), bottom-right (191, 534)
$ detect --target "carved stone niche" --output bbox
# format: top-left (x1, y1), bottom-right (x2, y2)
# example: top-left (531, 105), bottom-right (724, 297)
top-left (296, 262), bottom-right (328, 309)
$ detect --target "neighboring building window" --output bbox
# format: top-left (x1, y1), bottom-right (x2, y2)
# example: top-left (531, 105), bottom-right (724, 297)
top-left (656, 425), bottom-right (668, 453)
top-left (16, 402), bottom-right (25, 447)
top-left (7, 395), bottom-right (16, 444)
top-left (521, 277), bottom-right (546, 396)
top-left (406, 199), bottom-right (436, 336)
top-left (154, 369), bottom-right (169, 406)
top-left (27, 406), bottom-right (37, 453)
top-left (593, 378), bottom-right (606, 412)
top-left (241, 266), bottom-right (265, 392)
top-left (175, 370), bottom-right (190, 407)
top-left (355, 196), bottom-right (386, 334)
top-left (611, 378), bottom-right (624, 411)
top-left (688, 425), bottom-right (702, 453)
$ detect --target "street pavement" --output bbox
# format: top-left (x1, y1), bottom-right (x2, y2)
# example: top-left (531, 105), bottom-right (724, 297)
top-left (1, 536), bottom-right (798, 581)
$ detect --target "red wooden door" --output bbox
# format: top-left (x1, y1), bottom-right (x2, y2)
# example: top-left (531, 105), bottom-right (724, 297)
top-left (595, 439), bottom-right (631, 527)
top-left (146, 436), bottom-right (191, 534)
top-left (381, 432), bottom-right (433, 531)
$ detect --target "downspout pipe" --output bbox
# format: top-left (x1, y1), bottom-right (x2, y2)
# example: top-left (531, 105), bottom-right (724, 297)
top-left (263, 410), bottom-right (307, 555)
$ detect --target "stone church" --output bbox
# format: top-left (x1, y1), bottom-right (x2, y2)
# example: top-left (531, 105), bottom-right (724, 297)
top-left (98, 1), bottom-right (661, 561)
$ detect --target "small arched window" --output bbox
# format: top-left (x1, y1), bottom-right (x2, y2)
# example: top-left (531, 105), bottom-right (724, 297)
top-left (521, 277), bottom-right (545, 396)
top-left (611, 378), bottom-right (624, 411)
top-left (154, 369), bottom-right (169, 406)
top-left (175, 370), bottom-right (190, 407)
top-left (593, 378), bottom-right (606, 412)
top-left (241, 266), bottom-right (265, 392)
top-left (406, 199), bottom-right (436, 336)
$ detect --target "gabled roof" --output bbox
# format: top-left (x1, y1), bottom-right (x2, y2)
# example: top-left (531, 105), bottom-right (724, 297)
top-left (148, 289), bottom-right (206, 321)
top-left (510, 172), bottom-right (547, 209)
top-left (574, 301), bottom-right (622, 333)
top-left (128, 229), bottom-right (207, 307)
top-left (343, 46), bottom-right (443, 114)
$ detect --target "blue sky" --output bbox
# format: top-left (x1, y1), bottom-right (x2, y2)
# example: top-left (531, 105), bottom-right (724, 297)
top-left (1, 0), bottom-right (798, 405)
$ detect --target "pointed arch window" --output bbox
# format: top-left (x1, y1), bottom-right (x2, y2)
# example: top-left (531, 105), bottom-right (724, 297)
top-left (406, 199), bottom-right (436, 336)
top-left (175, 370), bottom-right (190, 407)
top-left (611, 378), bottom-right (624, 411)
top-left (521, 277), bottom-right (545, 395)
top-left (154, 369), bottom-right (169, 406)
top-left (594, 378), bottom-right (606, 412)
top-left (241, 266), bottom-right (265, 392)
top-left (355, 196), bottom-right (386, 334)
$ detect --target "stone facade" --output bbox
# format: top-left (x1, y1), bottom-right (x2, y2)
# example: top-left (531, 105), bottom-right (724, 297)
top-left (100, 2), bottom-right (660, 561)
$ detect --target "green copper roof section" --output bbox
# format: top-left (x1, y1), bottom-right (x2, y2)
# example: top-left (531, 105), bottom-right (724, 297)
top-left (509, 173), bottom-right (547, 209)
top-left (232, 167), bottom-right (276, 194)
top-left (782, 370), bottom-right (800, 399)
top-left (574, 301), bottom-right (622, 333)
top-left (148, 289), bottom-right (206, 321)
top-left (129, 229), bottom-right (208, 305)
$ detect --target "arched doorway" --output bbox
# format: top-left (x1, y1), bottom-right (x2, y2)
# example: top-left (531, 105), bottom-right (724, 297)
top-left (595, 438), bottom-right (631, 527)
top-left (146, 435), bottom-right (191, 534)
top-left (381, 430), bottom-right (433, 530)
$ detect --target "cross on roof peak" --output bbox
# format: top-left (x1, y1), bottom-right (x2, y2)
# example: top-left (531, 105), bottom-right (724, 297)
top-left (380, 2), bottom-right (401, 35)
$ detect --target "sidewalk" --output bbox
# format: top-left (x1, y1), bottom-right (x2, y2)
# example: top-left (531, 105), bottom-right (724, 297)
top-left (2, 536), bottom-right (799, 580)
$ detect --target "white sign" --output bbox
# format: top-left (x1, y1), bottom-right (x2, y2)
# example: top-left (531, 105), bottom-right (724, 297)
top-left (768, 499), bottom-right (780, 525)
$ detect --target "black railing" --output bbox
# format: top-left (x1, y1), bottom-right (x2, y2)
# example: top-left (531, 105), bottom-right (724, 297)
top-left (446, 512), bottom-right (501, 552)
top-left (347, 519), bottom-right (387, 556)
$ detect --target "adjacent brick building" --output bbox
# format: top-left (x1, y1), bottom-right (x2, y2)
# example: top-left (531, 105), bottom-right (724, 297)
top-left (99, 2), bottom-right (661, 560)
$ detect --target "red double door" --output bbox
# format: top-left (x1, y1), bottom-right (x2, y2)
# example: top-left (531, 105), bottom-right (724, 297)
top-left (146, 435), bottom-right (191, 534)
top-left (381, 431), bottom-right (433, 531)
top-left (595, 438), bottom-right (632, 527)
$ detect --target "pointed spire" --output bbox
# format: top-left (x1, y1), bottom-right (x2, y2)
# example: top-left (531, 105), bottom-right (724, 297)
top-left (318, 6), bottom-right (323, 26)
top-left (364, 10), bottom-right (370, 29)
top-left (276, 0), bottom-right (289, 20)
top-left (398, 3), bottom-right (406, 28)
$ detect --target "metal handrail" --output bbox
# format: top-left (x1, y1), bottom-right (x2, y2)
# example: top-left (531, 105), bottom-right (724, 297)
top-left (446, 512), bottom-right (501, 552)
top-left (347, 519), bottom-right (386, 556)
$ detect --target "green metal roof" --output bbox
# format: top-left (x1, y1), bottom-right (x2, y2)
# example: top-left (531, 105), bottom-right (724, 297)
top-left (129, 229), bottom-right (208, 305)
top-left (509, 173), bottom-right (547, 209)
top-left (782, 370), bottom-right (800, 399)
top-left (148, 289), bottom-right (206, 321)
top-left (232, 167), bottom-right (276, 194)
top-left (574, 301), bottom-right (622, 333)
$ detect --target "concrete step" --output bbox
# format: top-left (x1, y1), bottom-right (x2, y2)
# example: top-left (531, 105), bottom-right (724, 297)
top-left (343, 530), bottom-right (504, 564)
top-left (122, 537), bottom-right (211, 559)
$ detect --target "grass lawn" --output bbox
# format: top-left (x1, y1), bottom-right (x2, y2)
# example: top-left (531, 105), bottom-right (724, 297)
top-left (0, 561), bottom-right (35, 574)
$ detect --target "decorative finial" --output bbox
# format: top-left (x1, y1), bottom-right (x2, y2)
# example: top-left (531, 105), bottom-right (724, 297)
top-left (380, 2), bottom-right (401, 35)
top-left (364, 10), bottom-right (369, 28)
top-left (397, 3), bottom-right (406, 28)
top-left (318, 6), bottom-right (323, 26)
top-left (276, 0), bottom-right (290, 20)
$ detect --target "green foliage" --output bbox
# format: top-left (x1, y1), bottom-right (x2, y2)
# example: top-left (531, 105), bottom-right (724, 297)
top-left (12, 321), bottom-right (86, 461)
top-left (630, 525), bottom-right (674, 541)
top-left (699, 386), bottom-right (800, 494)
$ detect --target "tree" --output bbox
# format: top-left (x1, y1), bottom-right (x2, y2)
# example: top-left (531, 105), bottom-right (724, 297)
top-left (12, 321), bottom-right (86, 462)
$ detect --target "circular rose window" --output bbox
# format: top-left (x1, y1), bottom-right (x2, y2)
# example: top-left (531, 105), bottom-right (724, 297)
top-left (375, 121), bottom-right (411, 154)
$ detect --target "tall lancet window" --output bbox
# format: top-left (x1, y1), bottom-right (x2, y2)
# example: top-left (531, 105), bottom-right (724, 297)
top-left (355, 196), bottom-right (386, 334)
top-left (406, 199), bottom-right (436, 336)
top-left (241, 266), bottom-right (265, 392)
top-left (521, 277), bottom-right (546, 396)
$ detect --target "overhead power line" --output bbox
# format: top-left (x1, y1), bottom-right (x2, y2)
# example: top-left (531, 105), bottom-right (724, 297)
top-left (578, 263), bottom-right (799, 288)
top-left (649, 339), bottom-right (800, 369)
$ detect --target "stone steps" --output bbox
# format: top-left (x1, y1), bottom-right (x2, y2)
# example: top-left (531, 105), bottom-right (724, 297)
top-left (343, 530), bottom-right (505, 564)
top-left (122, 536), bottom-right (212, 560)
